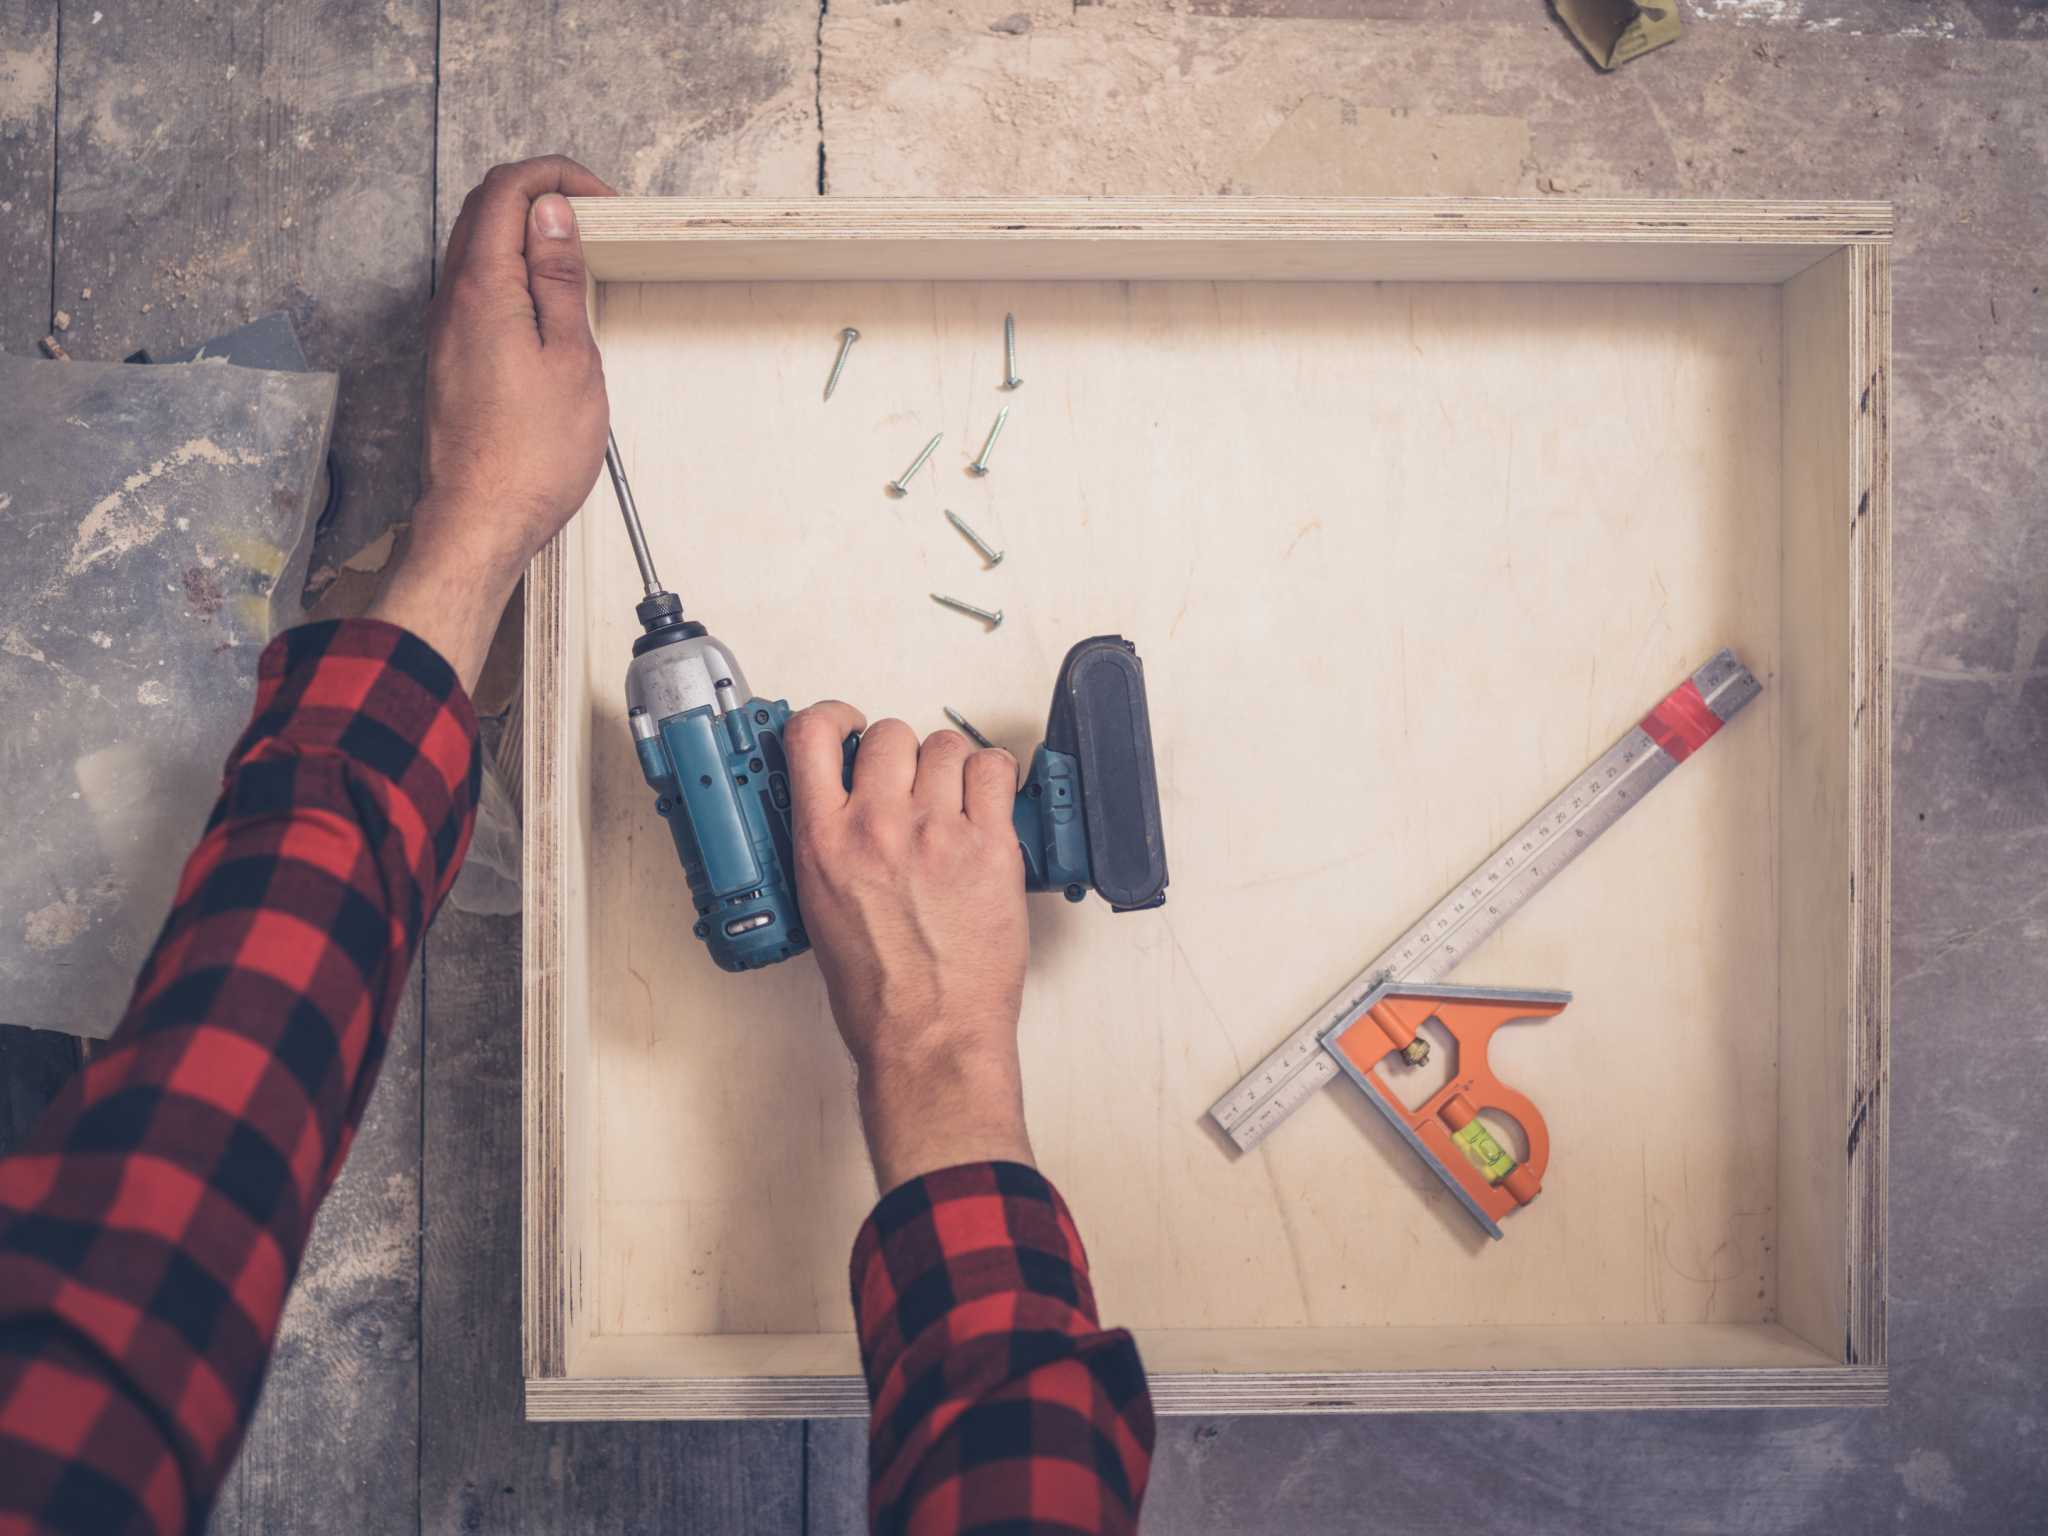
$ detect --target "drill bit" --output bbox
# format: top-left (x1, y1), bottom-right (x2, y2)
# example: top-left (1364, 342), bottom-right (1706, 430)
top-left (605, 431), bottom-right (663, 598)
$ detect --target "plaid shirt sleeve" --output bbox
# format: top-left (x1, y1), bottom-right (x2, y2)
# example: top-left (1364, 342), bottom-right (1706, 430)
top-left (0, 619), bottom-right (479, 1536)
top-left (851, 1160), bottom-right (1155, 1534)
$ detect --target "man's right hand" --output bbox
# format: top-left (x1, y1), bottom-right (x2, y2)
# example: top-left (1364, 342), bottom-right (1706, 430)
top-left (784, 703), bottom-right (1035, 1194)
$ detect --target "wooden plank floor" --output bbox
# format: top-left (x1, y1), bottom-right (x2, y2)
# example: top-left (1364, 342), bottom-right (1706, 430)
top-left (2, 1), bottom-right (2045, 1531)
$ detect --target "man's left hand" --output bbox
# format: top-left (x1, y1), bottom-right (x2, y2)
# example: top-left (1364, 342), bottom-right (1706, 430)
top-left (371, 154), bottom-right (618, 687)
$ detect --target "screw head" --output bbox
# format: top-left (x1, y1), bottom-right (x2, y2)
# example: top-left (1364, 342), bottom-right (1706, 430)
top-left (842, 326), bottom-right (859, 341)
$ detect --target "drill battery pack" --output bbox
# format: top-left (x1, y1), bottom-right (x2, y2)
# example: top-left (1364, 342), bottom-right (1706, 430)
top-left (1013, 635), bottom-right (1170, 911)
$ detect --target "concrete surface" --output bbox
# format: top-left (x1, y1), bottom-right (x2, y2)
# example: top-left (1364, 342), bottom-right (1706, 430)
top-left (1, 0), bottom-right (2043, 1530)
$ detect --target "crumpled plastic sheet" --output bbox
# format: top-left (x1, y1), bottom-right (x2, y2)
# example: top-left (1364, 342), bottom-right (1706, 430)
top-left (448, 753), bottom-right (520, 915)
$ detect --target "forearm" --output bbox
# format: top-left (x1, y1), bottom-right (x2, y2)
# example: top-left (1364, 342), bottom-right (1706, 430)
top-left (0, 619), bottom-right (478, 1535)
top-left (852, 1162), bottom-right (1155, 1534)
top-left (366, 495), bottom-right (527, 692)
top-left (857, 1043), bottom-right (1034, 1193)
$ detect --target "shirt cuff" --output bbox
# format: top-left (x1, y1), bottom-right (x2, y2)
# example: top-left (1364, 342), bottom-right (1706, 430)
top-left (850, 1161), bottom-right (1103, 1399)
top-left (226, 617), bottom-right (482, 904)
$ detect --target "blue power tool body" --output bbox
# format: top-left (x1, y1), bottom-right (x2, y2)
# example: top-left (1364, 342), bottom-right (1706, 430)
top-left (607, 435), bottom-right (1168, 973)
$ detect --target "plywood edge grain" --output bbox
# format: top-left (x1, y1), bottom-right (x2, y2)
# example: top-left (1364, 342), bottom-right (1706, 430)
top-left (524, 1369), bottom-right (1886, 1422)
top-left (572, 197), bottom-right (1895, 240)
top-left (1846, 241), bottom-right (1891, 1370)
top-left (571, 198), bottom-right (1893, 285)
top-left (544, 1323), bottom-right (1857, 1421)
top-left (521, 522), bottom-right (569, 1380)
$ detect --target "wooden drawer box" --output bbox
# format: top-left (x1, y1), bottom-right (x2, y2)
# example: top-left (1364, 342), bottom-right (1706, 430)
top-left (523, 200), bottom-right (1890, 1418)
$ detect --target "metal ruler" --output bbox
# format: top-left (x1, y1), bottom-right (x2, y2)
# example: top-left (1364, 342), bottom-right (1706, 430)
top-left (1209, 649), bottom-right (1762, 1154)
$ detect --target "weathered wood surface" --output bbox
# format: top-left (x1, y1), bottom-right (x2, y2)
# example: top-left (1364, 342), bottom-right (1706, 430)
top-left (805, 1418), bottom-right (868, 1536)
top-left (435, 0), bottom-right (818, 236)
top-left (0, 3), bottom-right (78, 1160)
top-left (50, 0), bottom-right (438, 573)
top-left (0, 0), bottom-right (55, 356)
top-left (210, 971), bottom-right (424, 1535)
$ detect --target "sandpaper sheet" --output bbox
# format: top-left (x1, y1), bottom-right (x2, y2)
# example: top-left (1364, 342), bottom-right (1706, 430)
top-left (1552, 0), bottom-right (1682, 70)
top-left (0, 355), bottom-right (337, 1035)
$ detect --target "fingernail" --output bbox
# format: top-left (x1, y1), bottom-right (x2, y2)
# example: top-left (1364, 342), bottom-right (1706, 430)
top-left (533, 194), bottom-right (574, 239)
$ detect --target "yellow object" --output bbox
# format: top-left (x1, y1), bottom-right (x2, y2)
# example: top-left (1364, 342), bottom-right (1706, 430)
top-left (1452, 1118), bottom-right (1517, 1185)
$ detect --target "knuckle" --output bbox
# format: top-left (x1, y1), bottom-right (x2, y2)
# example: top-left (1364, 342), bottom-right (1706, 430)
top-left (787, 712), bottom-right (835, 755)
top-left (788, 703), bottom-right (854, 751)
top-left (921, 729), bottom-right (968, 759)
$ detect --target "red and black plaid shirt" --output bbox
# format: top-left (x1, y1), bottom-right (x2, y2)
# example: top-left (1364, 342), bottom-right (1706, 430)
top-left (0, 617), bottom-right (1154, 1534)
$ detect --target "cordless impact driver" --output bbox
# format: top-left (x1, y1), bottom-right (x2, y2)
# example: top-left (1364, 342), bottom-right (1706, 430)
top-left (605, 434), bottom-right (1170, 973)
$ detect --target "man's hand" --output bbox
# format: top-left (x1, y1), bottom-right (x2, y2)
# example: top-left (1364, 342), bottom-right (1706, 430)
top-left (370, 155), bottom-right (617, 687)
top-left (785, 703), bottom-right (1035, 1193)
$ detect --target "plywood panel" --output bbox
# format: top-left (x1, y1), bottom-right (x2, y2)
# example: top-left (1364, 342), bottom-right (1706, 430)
top-left (1773, 247), bottom-right (1890, 1367)
top-left (576, 277), bottom-right (1785, 1350)
top-left (544, 1323), bottom-right (1882, 1420)
top-left (571, 1320), bottom-right (1832, 1382)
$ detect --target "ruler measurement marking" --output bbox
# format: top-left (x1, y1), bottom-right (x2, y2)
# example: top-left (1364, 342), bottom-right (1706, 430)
top-left (1210, 653), bottom-right (1759, 1150)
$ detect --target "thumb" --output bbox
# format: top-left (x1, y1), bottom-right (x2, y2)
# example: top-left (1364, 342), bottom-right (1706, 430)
top-left (525, 193), bottom-right (593, 350)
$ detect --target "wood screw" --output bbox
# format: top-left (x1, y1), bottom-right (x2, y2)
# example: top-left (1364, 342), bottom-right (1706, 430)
top-left (889, 432), bottom-right (943, 495)
top-left (931, 592), bottom-right (1003, 629)
top-left (968, 407), bottom-right (1009, 476)
top-left (945, 509), bottom-right (1005, 567)
top-left (824, 326), bottom-right (859, 401)
top-left (1003, 313), bottom-right (1023, 389)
